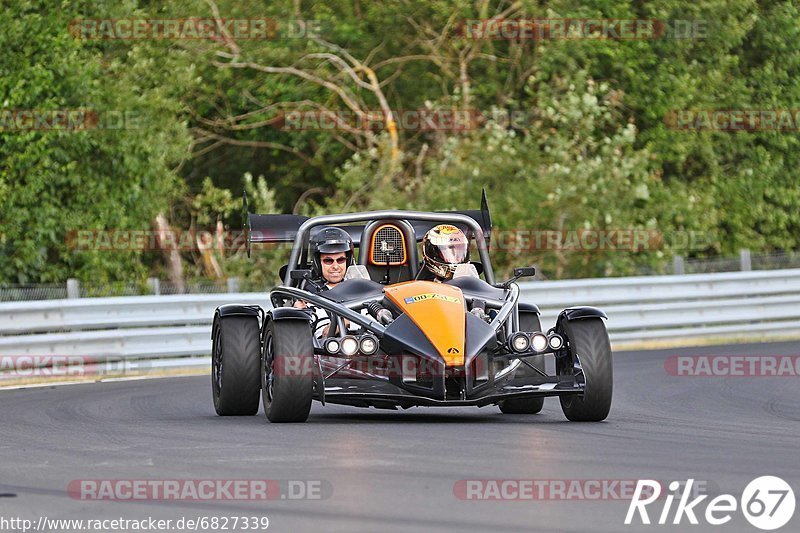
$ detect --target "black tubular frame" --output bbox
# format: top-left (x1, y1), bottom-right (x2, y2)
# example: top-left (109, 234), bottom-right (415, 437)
top-left (283, 211), bottom-right (494, 286)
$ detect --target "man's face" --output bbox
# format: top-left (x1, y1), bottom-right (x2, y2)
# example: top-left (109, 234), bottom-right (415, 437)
top-left (320, 252), bottom-right (347, 284)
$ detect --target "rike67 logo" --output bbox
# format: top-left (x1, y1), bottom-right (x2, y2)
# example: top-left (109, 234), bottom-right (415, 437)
top-left (626, 477), bottom-right (795, 530)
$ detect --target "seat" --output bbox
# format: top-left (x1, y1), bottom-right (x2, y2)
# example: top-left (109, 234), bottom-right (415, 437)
top-left (452, 263), bottom-right (480, 279)
top-left (344, 265), bottom-right (370, 280)
top-left (358, 220), bottom-right (418, 284)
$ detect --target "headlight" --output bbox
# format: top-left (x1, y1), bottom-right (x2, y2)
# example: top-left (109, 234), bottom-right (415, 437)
top-left (548, 334), bottom-right (563, 350)
top-left (324, 338), bottom-right (341, 354)
top-left (509, 332), bottom-right (531, 353)
top-left (340, 336), bottom-right (359, 356)
top-left (531, 333), bottom-right (548, 352)
top-left (359, 335), bottom-right (379, 355)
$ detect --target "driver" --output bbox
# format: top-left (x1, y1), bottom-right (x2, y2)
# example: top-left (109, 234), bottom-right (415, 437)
top-left (308, 226), bottom-right (354, 291)
top-left (294, 227), bottom-right (354, 336)
top-left (418, 224), bottom-right (470, 281)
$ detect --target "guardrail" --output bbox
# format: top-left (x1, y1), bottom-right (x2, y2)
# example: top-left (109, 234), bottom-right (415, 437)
top-left (1, 269), bottom-right (799, 358)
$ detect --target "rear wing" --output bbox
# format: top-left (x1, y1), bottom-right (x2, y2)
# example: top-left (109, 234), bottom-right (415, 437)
top-left (244, 189), bottom-right (492, 256)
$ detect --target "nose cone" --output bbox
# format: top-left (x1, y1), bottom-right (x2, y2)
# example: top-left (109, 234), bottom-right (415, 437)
top-left (384, 281), bottom-right (466, 366)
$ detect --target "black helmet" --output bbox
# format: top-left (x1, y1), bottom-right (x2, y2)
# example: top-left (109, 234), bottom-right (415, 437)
top-left (310, 226), bottom-right (354, 276)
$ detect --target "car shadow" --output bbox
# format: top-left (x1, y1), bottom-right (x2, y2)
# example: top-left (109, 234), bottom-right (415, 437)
top-left (306, 409), bottom-right (569, 424)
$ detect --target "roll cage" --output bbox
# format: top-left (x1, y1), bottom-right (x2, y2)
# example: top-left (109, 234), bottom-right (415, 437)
top-left (283, 210), bottom-right (495, 286)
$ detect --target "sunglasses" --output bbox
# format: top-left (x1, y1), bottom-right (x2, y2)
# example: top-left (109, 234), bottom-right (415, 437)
top-left (322, 257), bottom-right (347, 265)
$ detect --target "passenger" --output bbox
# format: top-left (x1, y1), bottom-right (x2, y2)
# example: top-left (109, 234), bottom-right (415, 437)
top-left (417, 224), bottom-right (470, 282)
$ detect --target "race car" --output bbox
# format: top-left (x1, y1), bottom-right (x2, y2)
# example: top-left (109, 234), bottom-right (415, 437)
top-left (211, 191), bottom-right (612, 423)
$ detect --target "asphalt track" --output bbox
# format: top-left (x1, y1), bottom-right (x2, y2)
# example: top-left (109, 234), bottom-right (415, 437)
top-left (1, 341), bottom-right (798, 533)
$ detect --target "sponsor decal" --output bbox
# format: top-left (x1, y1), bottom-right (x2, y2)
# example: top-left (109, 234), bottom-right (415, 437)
top-left (403, 293), bottom-right (461, 305)
top-left (437, 225), bottom-right (461, 234)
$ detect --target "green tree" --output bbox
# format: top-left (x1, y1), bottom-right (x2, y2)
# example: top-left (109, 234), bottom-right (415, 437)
top-left (0, 0), bottom-right (192, 283)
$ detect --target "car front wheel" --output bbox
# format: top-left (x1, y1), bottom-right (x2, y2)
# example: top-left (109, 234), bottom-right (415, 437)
top-left (262, 319), bottom-right (314, 423)
top-left (557, 318), bottom-right (613, 422)
top-left (212, 315), bottom-right (261, 416)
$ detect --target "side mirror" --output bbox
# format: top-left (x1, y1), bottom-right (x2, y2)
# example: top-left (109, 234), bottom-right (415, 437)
top-left (513, 267), bottom-right (536, 278)
top-left (290, 269), bottom-right (313, 281)
top-left (501, 266), bottom-right (536, 288)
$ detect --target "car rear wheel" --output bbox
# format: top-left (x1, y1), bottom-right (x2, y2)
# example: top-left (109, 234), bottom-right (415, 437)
top-left (212, 315), bottom-right (261, 416)
top-left (558, 318), bottom-right (613, 421)
top-left (499, 313), bottom-right (545, 414)
top-left (262, 319), bottom-right (314, 423)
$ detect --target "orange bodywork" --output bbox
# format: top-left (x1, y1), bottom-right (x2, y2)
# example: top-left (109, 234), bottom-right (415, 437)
top-left (384, 281), bottom-right (466, 366)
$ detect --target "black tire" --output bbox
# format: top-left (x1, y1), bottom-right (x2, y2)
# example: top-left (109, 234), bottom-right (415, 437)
top-left (499, 313), bottom-right (545, 414)
top-left (212, 315), bottom-right (261, 416)
top-left (262, 319), bottom-right (314, 423)
top-left (558, 318), bottom-right (613, 421)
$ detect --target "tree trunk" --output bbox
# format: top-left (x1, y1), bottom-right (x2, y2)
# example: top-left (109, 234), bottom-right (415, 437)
top-left (154, 213), bottom-right (185, 293)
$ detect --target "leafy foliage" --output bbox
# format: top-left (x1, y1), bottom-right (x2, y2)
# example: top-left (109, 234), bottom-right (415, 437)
top-left (2, 0), bottom-right (798, 284)
top-left (0, 0), bottom-right (192, 283)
